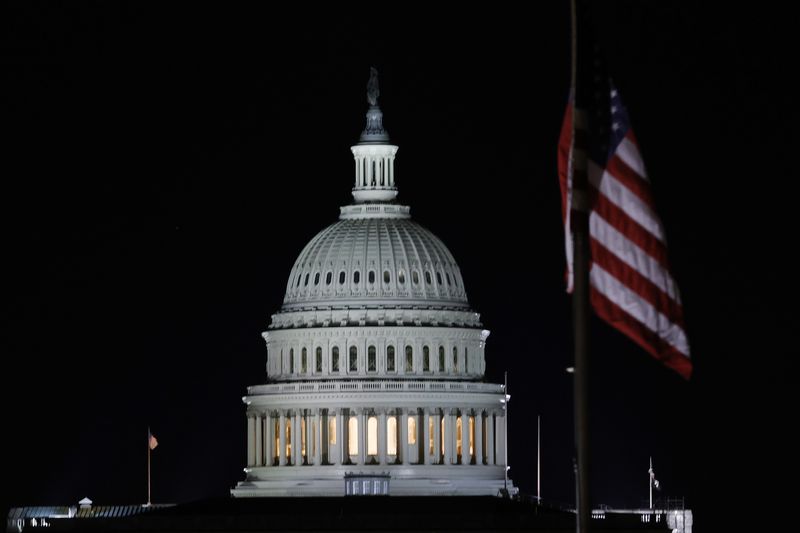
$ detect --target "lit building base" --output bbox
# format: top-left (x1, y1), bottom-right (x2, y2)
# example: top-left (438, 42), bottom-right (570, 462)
top-left (232, 465), bottom-right (516, 497)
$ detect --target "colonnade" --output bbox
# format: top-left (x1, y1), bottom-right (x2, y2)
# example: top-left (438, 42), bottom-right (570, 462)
top-left (354, 154), bottom-right (395, 189)
top-left (246, 407), bottom-right (506, 469)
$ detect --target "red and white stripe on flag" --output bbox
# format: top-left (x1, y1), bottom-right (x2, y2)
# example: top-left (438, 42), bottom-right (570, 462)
top-left (558, 94), bottom-right (692, 379)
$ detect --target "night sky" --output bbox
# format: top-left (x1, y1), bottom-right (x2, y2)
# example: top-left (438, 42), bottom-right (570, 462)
top-left (1, 2), bottom-right (792, 527)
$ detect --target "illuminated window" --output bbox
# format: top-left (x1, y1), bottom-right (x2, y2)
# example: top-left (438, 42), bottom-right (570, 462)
top-left (353, 270), bottom-right (360, 284)
top-left (301, 418), bottom-right (306, 457)
top-left (348, 416), bottom-right (358, 455)
top-left (429, 417), bottom-right (434, 455)
top-left (274, 419), bottom-right (280, 463)
top-left (412, 271), bottom-right (420, 285)
top-left (349, 346), bottom-right (358, 372)
top-left (398, 269), bottom-right (406, 284)
top-left (383, 270), bottom-right (391, 284)
top-left (329, 417), bottom-right (337, 445)
top-left (315, 347), bottom-right (322, 373)
top-left (425, 271), bottom-right (432, 284)
top-left (367, 416), bottom-right (378, 456)
top-left (304, 273), bottom-right (309, 286)
top-left (387, 417), bottom-right (397, 456)
top-left (339, 271), bottom-right (346, 284)
top-left (326, 271), bottom-right (332, 285)
top-left (456, 417), bottom-right (462, 458)
top-left (368, 345), bottom-right (376, 372)
top-left (469, 416), bottom-right (475, 456)
top-left (453, 347), bottom-right (458, 372)
top-left (441, 417), bottom-right (445, 455)
top-left (368, 270), bottom-right (375, 284)
top-left (408, 416), bottom-right (417, 445)
top-left (286, 419), bottom-right (292, 460)
top-left (387, 345), bottom-right (395, 372)
top-left (289, 349), bottom-right (294, 374)
top-left (301, 347), bottom-right (307, 373)
top-left (314, 272), bottom-right (320, 285)
top-left (332, 346), bottom-right (340, 372)
top-left (405, 345), bottom-right (413, 372)
top-left (439, 346), bottom-right (445, 372)
top-left (423, 346), bottom-right (430, 372)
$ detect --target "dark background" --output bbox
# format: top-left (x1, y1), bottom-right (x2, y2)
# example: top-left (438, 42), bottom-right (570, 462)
top-left (1, 2), bottom-right (793, 529)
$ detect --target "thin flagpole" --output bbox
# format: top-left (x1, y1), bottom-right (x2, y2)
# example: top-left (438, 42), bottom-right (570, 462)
top-left (649, 456), bottom-right (653, 510)
top-left (570, 0), bottom-right (591, 531)
top-left (147, 428), bottom-right (151, 506)
top-left (537, 415), bottom-right (541, 502)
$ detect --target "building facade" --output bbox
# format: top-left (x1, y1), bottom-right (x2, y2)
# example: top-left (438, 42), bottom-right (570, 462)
top-left (231, 75), bottom-right (516, 497)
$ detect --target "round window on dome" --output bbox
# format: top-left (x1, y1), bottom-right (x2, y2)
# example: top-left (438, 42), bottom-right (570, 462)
top-left (383, 270), bottom-right (391, 284)
top-left (398, 270), bottom-right (406, 284)
top-left (353, 270), bottom-right (360, 284)
top-left (326, 272), bottom-right (332, 285)
top-left (314, 273), bottom-right (320, 286)
top-left (339, 271), bottom-right (346, 285)
top-left (412, 271), bottom-right (420, 285)
top-left (368, 271), bottom-right (375, 284)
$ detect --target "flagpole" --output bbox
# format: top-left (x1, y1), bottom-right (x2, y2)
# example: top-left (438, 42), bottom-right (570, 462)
top-left (537, 415), bottom-right (541, 502)
top-left (570, 0), bottom-right (591, 531)
top-left (147, 428), bottom-right (151, 506)
top-left (649, 457), bottom-right (653, 510)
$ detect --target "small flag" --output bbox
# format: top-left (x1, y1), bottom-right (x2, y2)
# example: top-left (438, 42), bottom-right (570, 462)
top-left (148, 429), bottom-right (158, 450)
top-left (649, 464), bottom-right (660, 491)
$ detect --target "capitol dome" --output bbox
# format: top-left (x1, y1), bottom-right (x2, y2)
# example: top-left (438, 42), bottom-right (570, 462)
top-left (233, 69), bottom-right (515, 497)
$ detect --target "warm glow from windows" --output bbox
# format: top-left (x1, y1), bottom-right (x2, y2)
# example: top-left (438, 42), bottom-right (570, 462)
top-left (429, 417), bottom-right (434, 455)
top-left (469, 416), bottom-right (474, 456)
top-left (387, 417), bottom-right (397, 455)
top-left (329, 417), bottom-right (336, 445)
top-left (348, 416), bottom-right (358, 455)
top-left (274, 419), bottom-right (280, 461)
top-left (367, 416), bottom-right (378, 456)
top-left (301, 418), bottom-right (306, 457)
top-left (456, 417), bottom-right (462, 457)
top-left (408, 416), bottom-right (417, 444)
top-left (286, 419), bottom-right (292, 459)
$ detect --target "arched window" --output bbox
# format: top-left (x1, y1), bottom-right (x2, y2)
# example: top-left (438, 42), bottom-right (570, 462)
top-left (387, 345), bottom-right (396, 372)
top-left (348, 416), bottom-right (358, 455)
top-left (326, 272), bottom-right (332, 285)
top-left (339, 271), bottom-right (346, 285)
top-left (446, 272), bottom-right (451, 286)
top-left (387, 416), bottom-right (397, 456)
top-left (301, 347), bottom-right (307, 373)
top-left (412, 271), bottom-right (420, 285)
top-left (304, 273), bottom-right (309, 286)
top-left (349, 346), bottom-right (358, 372)
top-left (296, 274), bottom-right (301, 287)
top-left (289, 349), bottom-right (294, 374)
top-left (398, 270), bottom-right (406, 284)
top-left (436, 272), bottom-right (443, 285)
top-left (423, 346), bottom-right (430, 372)
top-left (453, 347), bottom-right (458, 372)
top-left (408, 416), bottom-right (417, 445)
top-left (425, 271), bottom-right (432, 284)
top-left (439, 346), bottom-right (445, 372)
top-left (383, 270), bottom-right (391, 284)
top-left (315, 347), bottom-right (322, 373)
top-left (464, 347), bottom-right (468, 373)
top-left (368, 345), bottom-right (376, 372)
top-left (329, 417), bottom-right (337, 445)
top-left (331, 346), bottom-right (340, 372)
top-left (314, 272), bottom-right (320, 285)
top-left (405, 345), bottom-right (413, 373)
top-left (353, 270), bottom-right (360, 284)
top-left (368, 271), bottom-right (375, 284)
top-left (367, 416), bottom-right (378, 456)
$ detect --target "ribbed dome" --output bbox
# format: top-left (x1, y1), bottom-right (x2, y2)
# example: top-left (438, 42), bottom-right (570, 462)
top-left (282, 215), bottom-right (469, 311)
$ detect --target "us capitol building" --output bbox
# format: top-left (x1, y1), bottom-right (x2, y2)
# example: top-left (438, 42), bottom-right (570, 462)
top-left (231, 71), bottom-right (516, 498)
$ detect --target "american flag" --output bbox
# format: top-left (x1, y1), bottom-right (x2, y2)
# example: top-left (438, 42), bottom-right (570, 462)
top-left (558, 17), bottom-right (692, 380)
top-left (148, 429), bottom-right (158, 450)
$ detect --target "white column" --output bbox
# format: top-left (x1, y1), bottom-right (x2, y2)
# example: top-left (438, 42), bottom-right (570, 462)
top-left (314, 410), bottom-right (322, 466)
top-left (486, 412), bottom-right (495, 466)
top-left (254, 414), bottom-right (263, 467)
top-left (293, 412), bottom-right (302, 466)
top-left (400, 410), bottom-right (409, 465)
top-left (460, 411), bottom-right (470, 465)
top-left (247, 415), bottom-right (255, 467)
top-left (442, 412), bottom-right (451, 465)
top-left (265, 412), bottom-right (274, 467)
top-left (337, 410), bottom-right (345, 464)
top-left (305, 410), bottom-right (313, 465)
top-left (475, 412), bottom-right (483, 466)
top-left (423, 411), bottom-right (431, 465)
top-left (389, 156), bottom-right (394, 186)
top-left (378, 411), bottom-right (387, 465)
top-left (432, 412), bottom-right (441, 464)
top-left (358, 411), bottom-right (367, 465)
top-left (496, 414), bottom-right (506, 469)
top-left (279, 411), bottom-right (287, 466)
